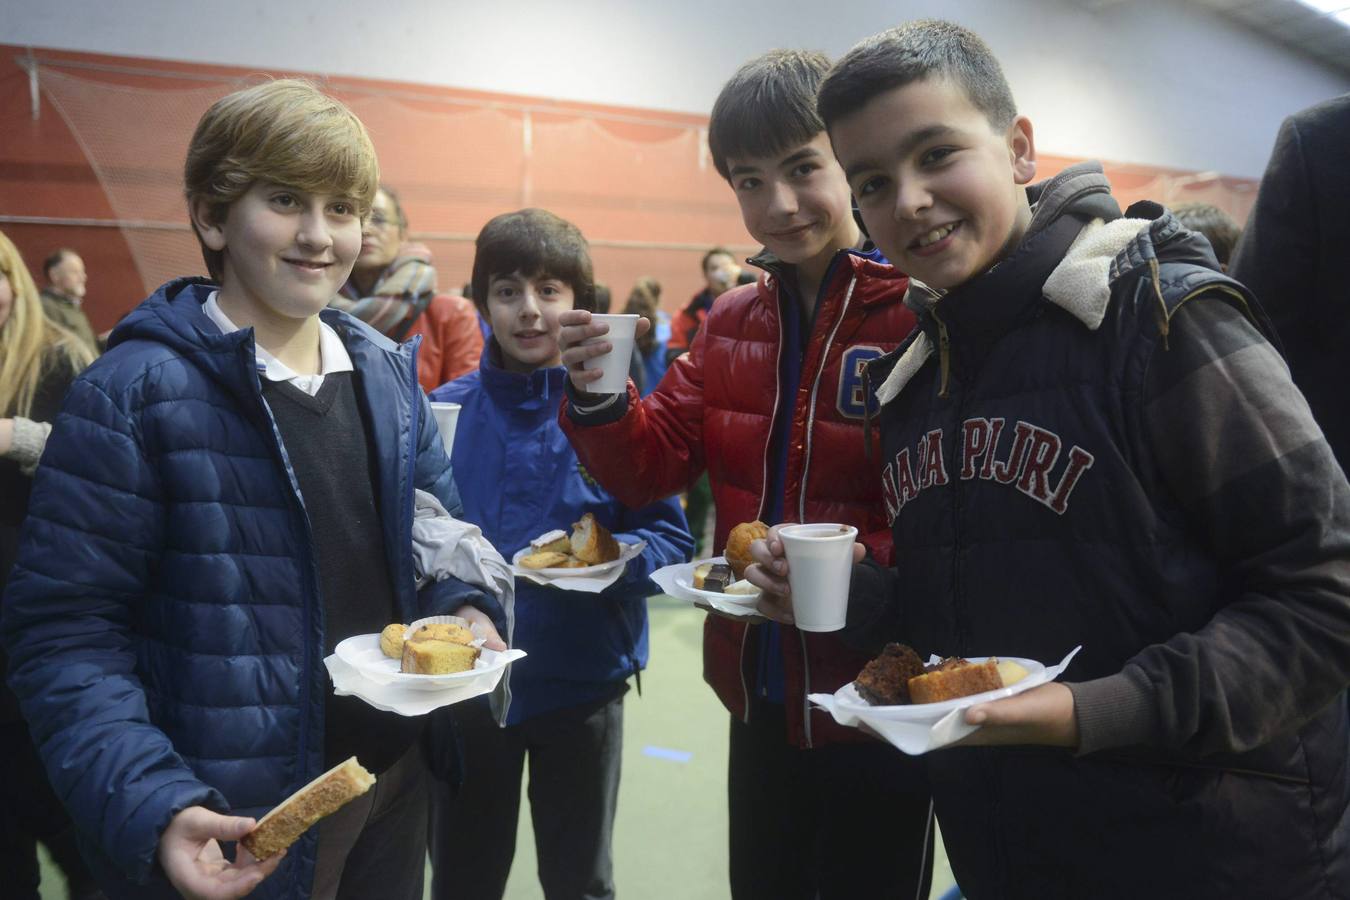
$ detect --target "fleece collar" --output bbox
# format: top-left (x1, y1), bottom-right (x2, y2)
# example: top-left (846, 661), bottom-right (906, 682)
top-left (875, 216), bottom-right (1150, 406)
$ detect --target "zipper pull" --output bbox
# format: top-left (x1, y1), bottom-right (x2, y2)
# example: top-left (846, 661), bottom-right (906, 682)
top-left (932, 308), bottom-right (952, 399)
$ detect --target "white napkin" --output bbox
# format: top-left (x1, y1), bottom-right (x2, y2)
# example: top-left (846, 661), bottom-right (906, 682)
top-left (324, 650), bottom-right (526, 717)
top-left (512, 540), bottom-right (646, 593)
top-left (808, 646), bottom-right (1082, 755)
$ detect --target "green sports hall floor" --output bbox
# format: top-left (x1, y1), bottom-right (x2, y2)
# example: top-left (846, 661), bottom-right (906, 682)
top-left (39, 594), bottom-right (957, 899)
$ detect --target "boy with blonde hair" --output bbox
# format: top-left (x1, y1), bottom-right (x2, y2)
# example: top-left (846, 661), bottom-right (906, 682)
top-left (2, 80), bottom-right (507, 900)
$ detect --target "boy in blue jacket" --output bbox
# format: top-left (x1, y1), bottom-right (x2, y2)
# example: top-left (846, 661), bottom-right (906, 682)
top-left (1, 80), bottom-right (508, 900)
top-left (427, 208), bottom-right (693, 900)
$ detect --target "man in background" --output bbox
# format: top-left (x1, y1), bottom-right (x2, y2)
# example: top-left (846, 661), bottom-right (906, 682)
top-left (40, 249), bottom-right (99, 357)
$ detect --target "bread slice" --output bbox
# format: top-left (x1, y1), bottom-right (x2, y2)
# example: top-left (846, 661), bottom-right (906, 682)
top-left (240, 757), bottom-right (375, 860)
top-left (401, 639), bottom-right (480, 674)
top-left (571, 513), bottom-right (620, 565)
top-left (908, 658), bottom-right (1003, 704)
top-left (520, 550), bottom-right (571, 570)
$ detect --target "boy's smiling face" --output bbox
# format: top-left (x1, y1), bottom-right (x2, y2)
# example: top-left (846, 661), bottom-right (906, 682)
top-left (725, 132), bottom-right (855, 272)
top-left (196, 181), bottom-right (362, 323)
top-left (832, 78), bottom-right (1036, 291)
top-left (486, 272), bottom-right (575, 374)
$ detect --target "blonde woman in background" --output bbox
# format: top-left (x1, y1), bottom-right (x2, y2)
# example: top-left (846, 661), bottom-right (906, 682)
top-left (0, 229), bottom-right (102, 900)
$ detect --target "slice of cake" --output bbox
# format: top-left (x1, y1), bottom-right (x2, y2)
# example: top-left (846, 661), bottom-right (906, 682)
top-left (530, 529), bottom-right (572, 555)
top-left (908, 657), bottom-right (1004, 704)
top-left (855, 643), bottom-right (927, 705)
top-left (240, 757), bottom-right (375, 859)
top-left (401, 639), bottom-right (480, 674)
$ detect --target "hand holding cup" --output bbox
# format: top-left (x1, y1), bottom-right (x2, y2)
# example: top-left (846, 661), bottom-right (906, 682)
top-left (745, 524), bottom-right (866, 628)
top-left (558, 309), bottom-right (651, 395)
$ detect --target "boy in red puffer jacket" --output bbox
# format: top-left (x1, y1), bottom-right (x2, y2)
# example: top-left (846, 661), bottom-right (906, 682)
top-left (557, 49), bottom-right (930, 900)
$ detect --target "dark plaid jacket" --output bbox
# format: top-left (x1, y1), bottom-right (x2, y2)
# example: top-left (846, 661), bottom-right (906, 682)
top-left (849, 164), bottom-right (1350, 899)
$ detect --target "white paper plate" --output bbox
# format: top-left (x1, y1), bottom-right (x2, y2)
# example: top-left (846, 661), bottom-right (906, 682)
top-left (335, 633), bottom-right (510, 691)
top-left (808, 647), bottom-right (1082, 755)
top-left (651, 557), bottom-right (764, 617)
top-left (672, 568), bottom-right (760, 607)
top-left (510, 541), bottom-right (641, 578)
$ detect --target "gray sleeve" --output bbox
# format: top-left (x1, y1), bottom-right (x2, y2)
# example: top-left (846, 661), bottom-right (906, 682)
top-left (1072, 296), bottom-right (1350, 756)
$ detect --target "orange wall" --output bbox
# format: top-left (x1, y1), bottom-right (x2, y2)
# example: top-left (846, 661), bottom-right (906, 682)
top-left (0, 44), bottom-right (1260, 335)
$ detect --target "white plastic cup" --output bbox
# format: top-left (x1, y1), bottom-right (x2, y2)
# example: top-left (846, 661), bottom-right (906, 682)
top-left (779, 523), bottom-right (859, 632)
top-left (582, 314), bottom-right (639, 394)
top-left (429, 402), bottom-right (461, 457)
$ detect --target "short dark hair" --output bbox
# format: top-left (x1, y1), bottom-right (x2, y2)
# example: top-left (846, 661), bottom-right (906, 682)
top-left (470, 208), bottom-right (595, 313)
top-left (42, 248), bottom-right (77, 280)
top-left (707, 50), bottom-right (831, 181)
top-left (701, 247), bottom-right (735, 273)
top-left (818, 20), bottom-right (1016, 133)
top-left (1171, 202), bottom-right (1241, 267)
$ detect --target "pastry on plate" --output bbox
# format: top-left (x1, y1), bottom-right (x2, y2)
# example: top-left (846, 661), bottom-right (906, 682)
top-left (571, 512), bottom-right (621, 565)
top-left (408, 622), bottom-right (474, 646)
top-left (379, 623), bottom-right (408, 659)
top-left (530, 529), bottom-right (572, 555)
top-left (855, 643), bottom-right (926, 705)
top-left (907, 657), bottom-right (1003, 704)
top-left (401, 639), bottom-right (480, 675)
top-left (520, 550), bottom-right (571, 570)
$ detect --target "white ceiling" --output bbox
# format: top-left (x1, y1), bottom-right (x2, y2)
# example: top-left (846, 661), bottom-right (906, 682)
top-left (1187, 0), bottom-right (1350, 76)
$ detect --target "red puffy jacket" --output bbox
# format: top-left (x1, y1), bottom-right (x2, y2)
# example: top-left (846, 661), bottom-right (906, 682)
top-left (561, 250), bottom-right (915, 747)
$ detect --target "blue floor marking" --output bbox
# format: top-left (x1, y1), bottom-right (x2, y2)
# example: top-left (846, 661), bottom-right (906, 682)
top-left (642, 745), bottom-right (693, 763)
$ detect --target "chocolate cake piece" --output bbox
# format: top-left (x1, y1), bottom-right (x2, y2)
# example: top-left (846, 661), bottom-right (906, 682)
top-left (702, 563), bottom-right (734, 593)
top-left (854, 643), bottom-right (926, 705)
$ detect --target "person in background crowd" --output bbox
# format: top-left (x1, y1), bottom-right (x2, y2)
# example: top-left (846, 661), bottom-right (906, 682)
top-left (623, 276), bottom-right (668, 396)
top-left (666, 247), bottom-right (740, 366)
top-left (1230, 93), bottom-right (1350, 473)
top-left (427, 208), bottom-right (692, 900)
top-left (593, 282), bottom-right (612, 315)
top-left (666, 251), bottom-right (749, 553)
top-left (1171, 202), bottom-right (1241, 271)
top-left (39, 248), bottom-right (99, 357)
top-left (335, 184), bottom-right (484, 392)
top-left (0, 231), bottom-right (102, 900)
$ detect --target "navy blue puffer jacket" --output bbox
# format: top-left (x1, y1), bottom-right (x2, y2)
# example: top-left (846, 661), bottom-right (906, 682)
top-left (1, 278), bottom-right (503, 898)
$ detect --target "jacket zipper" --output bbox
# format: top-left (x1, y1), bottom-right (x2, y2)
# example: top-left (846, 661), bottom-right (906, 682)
top-left (794, 272), bottom-right (857, 748)
top-left (400, 338), bottom-right (422, 615)
top-left (739, 277), bottom-right (786, 725)
top-left (931, 305), bottom-right (952, 399)
top-left (798, 274), bottom-right (856, 522)
top-left (246, 351), bottom-right (321, 781)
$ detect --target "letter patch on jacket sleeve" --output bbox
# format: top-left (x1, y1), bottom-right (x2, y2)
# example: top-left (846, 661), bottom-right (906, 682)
top-left (836, 345), bottom-right (884, 420)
